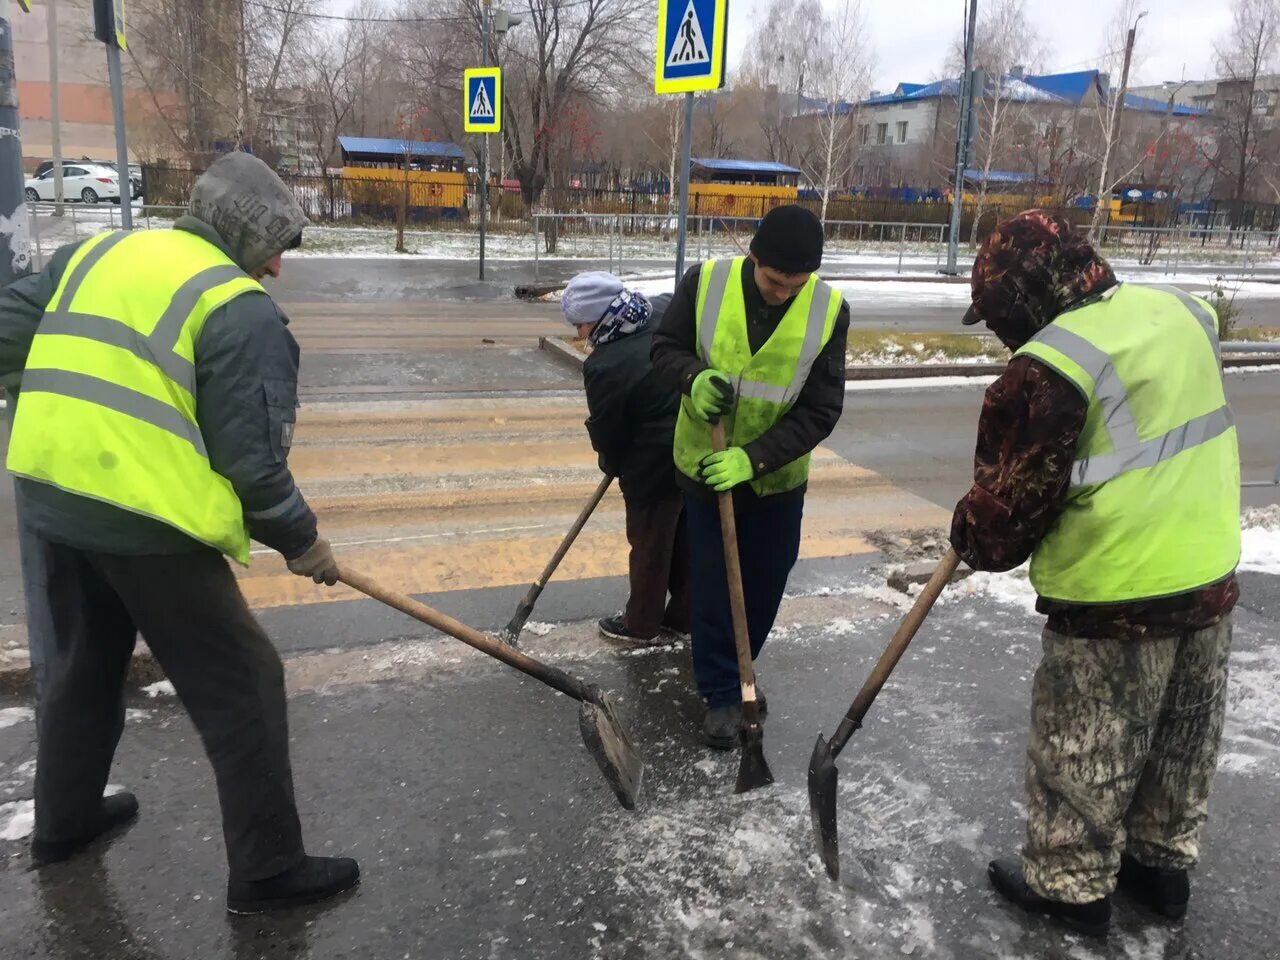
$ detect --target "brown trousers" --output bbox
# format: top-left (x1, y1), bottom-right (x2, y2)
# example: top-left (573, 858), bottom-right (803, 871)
top-left (623, 492), bottom-right (691, 637)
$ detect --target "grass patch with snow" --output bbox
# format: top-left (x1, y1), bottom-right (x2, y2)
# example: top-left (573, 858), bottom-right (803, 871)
top-left (846, 332), bottom-right (1007, 366)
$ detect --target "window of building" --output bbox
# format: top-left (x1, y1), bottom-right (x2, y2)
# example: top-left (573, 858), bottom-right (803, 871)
top-left (896, 121), bottom-right (909, 143)
top-left (876, 123), bottom-right (889, 144)
top-left (858, 124), bottom-right (870, 145)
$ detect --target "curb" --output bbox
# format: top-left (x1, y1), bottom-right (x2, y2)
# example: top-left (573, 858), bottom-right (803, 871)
top-left (0, 644), bottom-right (166, 694)
top-left (539, 335), bottom-right (589, 371)
top-left (538, 337), bottom-right (1280, 381)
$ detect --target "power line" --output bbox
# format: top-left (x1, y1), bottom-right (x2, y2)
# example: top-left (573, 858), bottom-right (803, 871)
top-left (244, 1), bottom-right (472, 23)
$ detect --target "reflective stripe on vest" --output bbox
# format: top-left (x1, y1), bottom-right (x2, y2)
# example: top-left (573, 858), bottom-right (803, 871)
top-left (6, 229), bottom-right (265, 563)
top-left (1013, 282), bottom-right (1240, 603)
top-left (672, 257), bottom-right (842, 497)
top-left (1025, 303), bottom-right (1234, 488)
top-left (697, 258), bottom-right (838, 407)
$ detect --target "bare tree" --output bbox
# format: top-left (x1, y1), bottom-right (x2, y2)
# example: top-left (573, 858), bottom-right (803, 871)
top-left (1086, 0), bottom-right (1147, 236)
top-left (795, 0), bottom-right (872, 224)
top-left (1208, 0), bottom-right (1280, 215)
top-left (958, 0), bottom-right (1043, 243)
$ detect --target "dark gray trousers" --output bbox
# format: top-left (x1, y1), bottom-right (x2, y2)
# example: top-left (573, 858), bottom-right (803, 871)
top-left (32, 536), bottom-right (305, 881)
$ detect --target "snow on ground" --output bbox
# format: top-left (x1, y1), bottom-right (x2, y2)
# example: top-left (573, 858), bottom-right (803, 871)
top-left (142, 680), bottom-right (176, 698)
top-left (1241, 505), bottom-right (1280, 574)
top-left (0, 707), bottom-right (33, 729)
top-left (0, 799), bottom-right (34, 841)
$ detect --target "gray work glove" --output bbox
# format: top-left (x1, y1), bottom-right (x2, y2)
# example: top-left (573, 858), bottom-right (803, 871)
top-left (287, 536), bottom-right (339, 586)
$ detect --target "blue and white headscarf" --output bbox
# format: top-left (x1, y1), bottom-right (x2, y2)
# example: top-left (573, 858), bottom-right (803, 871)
top-left (588, 289), bottom-right (653, 346)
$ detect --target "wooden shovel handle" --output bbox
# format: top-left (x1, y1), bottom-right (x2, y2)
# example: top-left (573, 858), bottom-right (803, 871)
top-left (512, 474), bottom-right (613, 615)
top-left (829, 548), bottom-right (961, 756)
top-left (710, 421), bottom-right (761, 706)
top-left (339, 566), bottom-right (593, 704)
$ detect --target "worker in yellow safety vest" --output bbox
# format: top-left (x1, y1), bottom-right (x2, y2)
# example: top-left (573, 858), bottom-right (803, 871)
top-left (950, 210), bottom-right (1240, 938)
top-left (651, 205), bottom-right (850, 747)
top-left (0, 153), bottom-right (358, 914)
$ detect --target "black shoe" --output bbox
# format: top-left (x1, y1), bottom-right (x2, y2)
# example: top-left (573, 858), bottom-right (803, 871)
top-left (31, 792), bottom-right (140, 866)
top-left (988, 858), bottom-right (1111, 938)
top-left (227, 855), bottom-right (360, 915)
top-left (1117, 852), bottom-right (1189, 920)
top-left (702, 703), bottom-right (742, 750)
top-left (598, 614), bottom-right (662, 646)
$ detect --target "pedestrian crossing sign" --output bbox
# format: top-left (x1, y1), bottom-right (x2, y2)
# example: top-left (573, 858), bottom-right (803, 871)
top-left (655, 0), bottom-right (727, 95)
top-left (463, 68), bottom-right (502, 134)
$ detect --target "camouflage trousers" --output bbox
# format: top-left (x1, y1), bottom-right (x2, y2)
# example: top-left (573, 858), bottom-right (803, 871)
top-left (1022, 619), bottom-right (1232, 904)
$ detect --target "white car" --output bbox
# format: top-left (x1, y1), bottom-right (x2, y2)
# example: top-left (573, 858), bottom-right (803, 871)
top-left (25, 163), bottom-right (123, 204)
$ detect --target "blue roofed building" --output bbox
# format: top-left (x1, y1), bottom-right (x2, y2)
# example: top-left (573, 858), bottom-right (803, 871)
top-left (792, 66), bottom-right (1214, 200)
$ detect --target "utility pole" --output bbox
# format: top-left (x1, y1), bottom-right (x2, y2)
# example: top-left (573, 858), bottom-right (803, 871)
top-left (1091, 10), bottom-right (1145, 237)
top-left (944, 0), bottom-right (978, 275)
top-left (673, 92), bottom-right (693, 282)
top-left (94, 0), bottom-right (132, 228)
top-left (47, 0), bottom-right (63, 212)
top-left (0, 0), bottom-right (30, 286)
top-left (478, 0), bottom-right (490, 281)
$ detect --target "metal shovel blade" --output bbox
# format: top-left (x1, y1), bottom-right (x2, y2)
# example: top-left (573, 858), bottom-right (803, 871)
top-left (578, 694), bottom-right (644, 810)
top-left (734, 719), bottom-right (775, 794)
top-left (808, 733), bottom-right (841, 880)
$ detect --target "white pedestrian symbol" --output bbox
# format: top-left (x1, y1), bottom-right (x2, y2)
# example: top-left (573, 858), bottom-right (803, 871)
top-left (470, 81), bottom-right (495, 120)
top-left (666, 0), bottom-right (710, 67)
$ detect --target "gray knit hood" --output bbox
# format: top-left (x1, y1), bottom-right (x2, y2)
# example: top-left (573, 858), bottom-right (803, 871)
top-left (188, 152), bottom-right (307, 275)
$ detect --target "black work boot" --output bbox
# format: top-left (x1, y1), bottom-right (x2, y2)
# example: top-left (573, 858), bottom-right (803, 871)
top-left (1117, 852), bottom-right (1190, 920)
top-left (988, 858), bottom-right (1111, 938)
top-left (702, 703), bottom-right (742, 749)
top-left (226, 855), bottom-right (360, 915)
top-left (598, 614), bottom-right (663, 647)
top-left (32, 791), bottom-right (140, 866)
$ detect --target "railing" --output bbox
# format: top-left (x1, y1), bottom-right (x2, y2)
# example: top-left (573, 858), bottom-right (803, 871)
top-left (528, 212), bottom-right (950, 278)
top-left (27, 202), bottom-right (186, 269)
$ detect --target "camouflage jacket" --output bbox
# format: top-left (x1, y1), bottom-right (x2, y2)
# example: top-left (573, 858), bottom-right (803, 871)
top-left (950, 356), bottom-right (1238, 640)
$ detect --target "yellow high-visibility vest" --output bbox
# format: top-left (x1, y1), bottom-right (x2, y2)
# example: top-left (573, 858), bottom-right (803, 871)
top-left (1015, 283), bottom-right (1240, 603)
top-left (673, 257), bottom-right (842, 496)
top-left (6, 229), bottom-right (265, 563)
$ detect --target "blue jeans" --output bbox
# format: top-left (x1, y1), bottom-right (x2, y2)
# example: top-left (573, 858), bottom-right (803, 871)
top-left (685, 493), bottom-right (803, 707)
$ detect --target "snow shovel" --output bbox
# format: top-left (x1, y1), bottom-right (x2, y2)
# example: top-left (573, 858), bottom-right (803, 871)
top-left (808, 548), bottom-right (960, 880)
top-left (710, 421), bottom-right (774, 794)
top-left (502, 474), bottom-right (614, 646)
top-left (339, 566), bottom-right (643, 810)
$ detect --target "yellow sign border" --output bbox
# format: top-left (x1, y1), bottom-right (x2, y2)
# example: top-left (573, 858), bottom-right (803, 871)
top-left (463, 68), bottom-right (502, 134)
top-left (654, 0), bottom-right (727, 95)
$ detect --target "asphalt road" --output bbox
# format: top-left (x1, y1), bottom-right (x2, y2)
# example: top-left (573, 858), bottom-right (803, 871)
top-left (1, 291), bottom-right (1278, 960)
top-left (270, 257), bottom-right (1280, 333)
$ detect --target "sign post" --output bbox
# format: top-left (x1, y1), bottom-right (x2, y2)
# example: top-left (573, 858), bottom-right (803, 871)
top-left (94, 0), bottom-right (131, 229)
top-left (465, 63), bottom-right (502, 282)
top-left (655, 0), bottom-right (727, 283)
top-left (0, 0), bottom-right (30, 286)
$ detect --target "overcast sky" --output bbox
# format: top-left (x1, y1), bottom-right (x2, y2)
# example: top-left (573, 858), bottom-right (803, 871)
top-left (328, 0), bottom-right (1233, 92)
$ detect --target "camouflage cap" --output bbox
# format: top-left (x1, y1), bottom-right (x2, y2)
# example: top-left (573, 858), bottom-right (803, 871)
top-left (962, 209), bottom-right (1117, 348)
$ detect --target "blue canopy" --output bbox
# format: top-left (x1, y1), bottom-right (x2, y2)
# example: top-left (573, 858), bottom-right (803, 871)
top-left (338, 136), bottom-right (466, 161)
top-left (691, 158), bottom-right (801, 176)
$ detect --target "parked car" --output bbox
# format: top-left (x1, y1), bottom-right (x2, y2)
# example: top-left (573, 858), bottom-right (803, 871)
top-left (30, 158), bottom-right (140, 200)
top-left (25, 162), bottom-right (122, 204)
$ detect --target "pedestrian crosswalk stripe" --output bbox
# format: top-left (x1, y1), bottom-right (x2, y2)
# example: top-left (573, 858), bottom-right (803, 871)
top-left (666, 0), bottom-right (710, 67)
top-left (234, 398), bottom-right (950, 609)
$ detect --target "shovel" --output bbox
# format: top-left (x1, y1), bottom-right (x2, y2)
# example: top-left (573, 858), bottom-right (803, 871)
top-left (808, 549), bottom-right (960, 880)
top-left (503, 474), bottom-right (614, 646)
top-left (710, 421), bottom-right (774, 793)
top-left (339, 565), bottom-right (643, 810)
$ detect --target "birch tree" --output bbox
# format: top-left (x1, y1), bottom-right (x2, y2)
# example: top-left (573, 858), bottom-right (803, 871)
top-left (1207, 0), bottom-right (1280, 215)
top-left (962, 0), bottom-right (1043, 243)
top-left (1086, 0), bottom-right (1147, 236)
top-left (797, 0), bottom-right (872, 224)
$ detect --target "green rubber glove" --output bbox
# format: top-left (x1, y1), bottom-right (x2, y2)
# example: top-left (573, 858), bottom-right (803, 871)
top-left (699, 447), bottom-right (754, 492)
top-left (689, 369), bottom-right (735, 423)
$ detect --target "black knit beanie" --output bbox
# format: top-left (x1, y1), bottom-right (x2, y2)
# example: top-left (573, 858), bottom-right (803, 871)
top-left (749, 204), bottom-right (824, 273)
